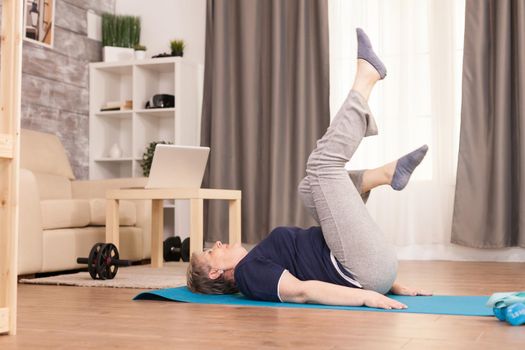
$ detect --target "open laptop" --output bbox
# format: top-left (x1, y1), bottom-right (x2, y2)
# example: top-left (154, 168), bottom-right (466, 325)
top-left (144, 144), bottom-right (210, 189)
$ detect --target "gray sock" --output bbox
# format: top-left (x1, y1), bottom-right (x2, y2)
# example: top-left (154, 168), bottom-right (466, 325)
top-left (391, 145), bottom-right (429, 191)
top-left (356, 28), bottom-right (387, 79)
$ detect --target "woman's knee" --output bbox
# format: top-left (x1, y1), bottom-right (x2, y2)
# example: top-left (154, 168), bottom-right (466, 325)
top-left (360, 258), bottom-right (398, 294)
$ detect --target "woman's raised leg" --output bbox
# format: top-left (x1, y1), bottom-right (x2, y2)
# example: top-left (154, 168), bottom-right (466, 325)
top-left (304, 29), bottom-right (397, 294)
top-left (298, 169), bottom-right (376, 224)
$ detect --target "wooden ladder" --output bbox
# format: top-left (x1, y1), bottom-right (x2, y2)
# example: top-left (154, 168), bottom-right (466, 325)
top-left (0, 0), bottom-right (23, 336)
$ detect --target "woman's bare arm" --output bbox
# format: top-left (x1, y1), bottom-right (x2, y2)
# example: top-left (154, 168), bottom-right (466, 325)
top-left (278, 271), bottom-right (407, 309)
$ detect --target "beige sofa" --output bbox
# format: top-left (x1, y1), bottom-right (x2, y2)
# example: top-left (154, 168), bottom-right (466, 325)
top-left (19, 129), bottom-right (152, 275)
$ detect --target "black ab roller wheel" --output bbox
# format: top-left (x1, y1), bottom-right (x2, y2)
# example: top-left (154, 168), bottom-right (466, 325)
top-left (77, 243), bottom-right (132, 280)
top-left (78, 242), bottom-right (105, 279)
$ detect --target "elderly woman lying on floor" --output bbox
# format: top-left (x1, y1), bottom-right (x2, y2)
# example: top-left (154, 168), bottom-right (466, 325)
top-left (186, 28), bottom-right (432, 309)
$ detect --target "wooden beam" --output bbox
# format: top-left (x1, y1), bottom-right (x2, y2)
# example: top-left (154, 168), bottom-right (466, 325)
top-left (0, 0), bottom-right (23, 336)
top-left (0, 307), bottom-right (8, 333)
top-left (228, 199), bottom-right (242, 245)
top-left (0, 134), bottom-right (14, 159)
top-left (150, 200), bottom-right (164, 268)
top-left (190, 199), bottom-right (204, 255)
top-left (105, 199), bottom-right (120, 248)
top-left (106, 188), bottom-right (242, 200)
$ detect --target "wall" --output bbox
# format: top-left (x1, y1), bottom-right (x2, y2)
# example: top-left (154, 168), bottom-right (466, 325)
top-left (17, 0), bottom-right (115, 179)
top-left (114, 0), bottom-right (206, 65)
top-left (1, 0), bottom-right (204, 179)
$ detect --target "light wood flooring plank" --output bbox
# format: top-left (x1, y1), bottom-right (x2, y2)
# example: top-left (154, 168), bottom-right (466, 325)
top-left (0, 261), bottom-right (523, 349)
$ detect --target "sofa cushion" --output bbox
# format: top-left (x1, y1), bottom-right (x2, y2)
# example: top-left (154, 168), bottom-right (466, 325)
top-left (89, 198), bottom-right (136, 226)
top-left (33, 172), bottom-right (72, 200)
top-left (41, 199), bottom-right (90, 230)
top-left (18, 169), bottom-right (43, 275)
top-left (41, 226), bottom-right (144, 272)
top-left (21, 129), bottom-right (75, 180)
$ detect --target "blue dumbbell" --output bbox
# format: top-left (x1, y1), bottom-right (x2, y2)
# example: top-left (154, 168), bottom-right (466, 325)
top-left (493, 306), bottom-right (507, 321)
top-left (492, 303), bottom-right (525, 326)
top-left (505, 303), bottom-right (525, 326)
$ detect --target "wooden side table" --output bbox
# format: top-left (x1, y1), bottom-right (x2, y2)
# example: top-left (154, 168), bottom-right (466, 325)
top-left (105, 188), bottom-right (242, 268)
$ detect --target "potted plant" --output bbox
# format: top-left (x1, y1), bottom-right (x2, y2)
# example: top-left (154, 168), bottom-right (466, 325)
top-left (170, 39), bottom-right (185, 57)
top-left (102, 13), bottom-right (141, 62)
top-left (134, 44), bottom-right (147, 60)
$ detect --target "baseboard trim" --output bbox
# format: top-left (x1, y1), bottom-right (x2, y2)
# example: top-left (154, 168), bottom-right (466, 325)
top-left (396, 244), bottom-right (525, 262)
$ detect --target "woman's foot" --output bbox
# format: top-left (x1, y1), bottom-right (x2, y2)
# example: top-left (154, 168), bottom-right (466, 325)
top-left (386, 145), bottom-right (429, 191)
top-left (352, 28), bottom-right (386, 101)
top-left (356, 28), bottom-right (387, 79)
top-left (357, 59), bottom-right (381, 83)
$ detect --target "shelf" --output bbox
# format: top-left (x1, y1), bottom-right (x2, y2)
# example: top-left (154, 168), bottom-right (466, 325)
top-left (95, 110), bottom-right (133, 118)
top-left (135, 108), bottom-right (175, 118)
top-left (91, 62), bottom-right (133, 74)
top-left (94, 158), bottom-right (133, 162)
top-left (91, 57), bottom-right (180, 72)
top-left (135, 58), bottom-right (178, 73)
top-left (90, 57), bottom-right (200, 236)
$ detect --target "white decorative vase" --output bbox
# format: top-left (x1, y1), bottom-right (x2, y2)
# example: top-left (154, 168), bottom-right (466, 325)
top-left (103, 46), bottom-right (135, 62)
top-left (134, 50), bottom-right (146, 60)
top-left (109, 143), bottom-right (122, 159)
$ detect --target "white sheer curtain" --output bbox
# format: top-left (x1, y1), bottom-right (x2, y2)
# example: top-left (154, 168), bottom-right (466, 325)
top-left (329, 0), bottom-right (465, 249)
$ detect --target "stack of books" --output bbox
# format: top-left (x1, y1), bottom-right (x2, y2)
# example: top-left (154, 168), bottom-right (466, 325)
top-left (100, 100), bottom-right (133, 111)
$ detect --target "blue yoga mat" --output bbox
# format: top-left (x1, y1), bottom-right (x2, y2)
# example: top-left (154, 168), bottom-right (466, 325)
top-left (134, 287), bottom-right (492, 316)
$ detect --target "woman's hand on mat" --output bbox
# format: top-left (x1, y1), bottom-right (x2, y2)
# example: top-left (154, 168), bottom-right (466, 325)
top-left (280, 272), bottom-right (406, 308)
top-left (363, 290), bottom-right (407, 309)
top-left (389, 282), bottom-right (433, 296)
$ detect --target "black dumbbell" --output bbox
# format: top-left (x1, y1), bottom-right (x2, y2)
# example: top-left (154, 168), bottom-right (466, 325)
top-left (163, 236), bottom-right (181, 261)
top-left (77, 243), bottom-right (132, 280)
top-left (181, 237), bottom-right (190, 262)
top-left (163, 236), bottom-right (190, 262)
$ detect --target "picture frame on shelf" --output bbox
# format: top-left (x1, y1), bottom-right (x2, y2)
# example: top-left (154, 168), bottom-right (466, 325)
top-left (23, 0), bottom-right (55, 48)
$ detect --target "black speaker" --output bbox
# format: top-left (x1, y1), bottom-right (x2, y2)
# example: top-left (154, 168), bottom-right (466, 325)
top-left (145, 94), bottom-right (175, 109)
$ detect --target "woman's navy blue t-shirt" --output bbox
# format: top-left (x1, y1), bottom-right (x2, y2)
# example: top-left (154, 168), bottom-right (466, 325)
top-left (233, 226), bottom-right (361, 302)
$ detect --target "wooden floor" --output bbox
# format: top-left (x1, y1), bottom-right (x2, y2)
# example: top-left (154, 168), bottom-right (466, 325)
top-left (0, 261), bottom-right (524, 349)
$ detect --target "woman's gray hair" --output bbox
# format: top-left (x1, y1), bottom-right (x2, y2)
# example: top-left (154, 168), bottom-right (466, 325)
top-left (186, 253), bottom-right (239, 294)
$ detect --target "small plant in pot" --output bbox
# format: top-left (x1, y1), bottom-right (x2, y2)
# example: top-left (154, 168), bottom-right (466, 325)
top-left (141, 141), bottom-right (173, 177)
top-left (134, 44), bottom-right (147, 60)
top-left (170, 39), bottom-right (185, 57)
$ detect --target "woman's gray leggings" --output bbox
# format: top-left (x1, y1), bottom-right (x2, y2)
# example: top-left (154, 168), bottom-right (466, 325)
top-left (298, 90), bottom-right (397, 294)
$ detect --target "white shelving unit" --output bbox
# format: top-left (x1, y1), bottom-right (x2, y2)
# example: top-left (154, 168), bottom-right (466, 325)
top-left (89, 57), bottom-right (202, 239)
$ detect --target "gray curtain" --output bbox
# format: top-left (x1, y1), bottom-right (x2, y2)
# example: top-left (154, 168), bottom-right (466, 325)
top-left (201, 0), bottom-right (330, 244)
top-left (452, 0), bottom-right (525, 248)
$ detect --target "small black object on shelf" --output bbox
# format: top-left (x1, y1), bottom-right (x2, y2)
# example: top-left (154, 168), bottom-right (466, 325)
top-left (145, 94), bottom-right (175, 109)
top-left (152, 52), bottom-right (175, 58)
top-left (163, 236), bottom-right (190, 262)
top-left (77, 243), bottom-right (132, 280)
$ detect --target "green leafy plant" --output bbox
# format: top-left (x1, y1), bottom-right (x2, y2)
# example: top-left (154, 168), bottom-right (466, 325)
top-left (130, 16), bottom-right (141, 48)
top-left (102, 13), bottom-right (141, 48)
top-left (170, 39), bottom-right (185, 57)
top-left (141, 141), bottom-right (173, 177)
top-left (102, 13), bottom-right (115, 47)
top-left (134, 44), bottom-right (146, 51)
